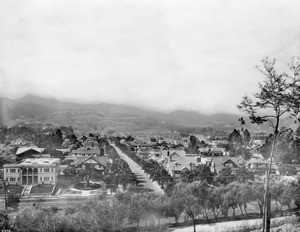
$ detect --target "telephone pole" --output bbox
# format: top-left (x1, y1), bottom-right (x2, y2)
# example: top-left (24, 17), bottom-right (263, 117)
top-left (3, 181), bottom-right (7, 210)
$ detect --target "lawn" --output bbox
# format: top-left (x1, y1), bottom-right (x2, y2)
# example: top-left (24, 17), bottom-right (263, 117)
top-left (30, 184), bottom-right (54, 194)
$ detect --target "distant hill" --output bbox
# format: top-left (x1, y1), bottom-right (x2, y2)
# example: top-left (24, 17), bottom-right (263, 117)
top-left (1, 95), bottom-right (246, 134)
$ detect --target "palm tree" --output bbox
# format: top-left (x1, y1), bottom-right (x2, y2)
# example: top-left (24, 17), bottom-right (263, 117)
top-left (235, 163), bottom-right (254, 183)
top-left (75, 163), bottom-right (103, 187)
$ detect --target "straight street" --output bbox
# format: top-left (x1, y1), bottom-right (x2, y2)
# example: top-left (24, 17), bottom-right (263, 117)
top-left (110, 143), bottom-right (164, 194)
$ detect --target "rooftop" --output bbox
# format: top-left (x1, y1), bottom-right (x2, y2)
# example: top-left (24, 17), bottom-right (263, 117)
top-left (16, 146), bottom-right (45, 155)
top-left (21, 158), bottom-right (60, 165)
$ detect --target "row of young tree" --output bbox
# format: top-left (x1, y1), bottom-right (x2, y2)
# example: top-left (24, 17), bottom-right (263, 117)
top-left (114, 138), bottom-right (174, 190)
top-left (3, 178), bottom-right (299, 232)
top-left (114, 137), bottom-right (256, 190)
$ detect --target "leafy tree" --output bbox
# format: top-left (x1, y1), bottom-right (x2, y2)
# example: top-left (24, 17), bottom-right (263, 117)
top-left (229, 129), bottom-right (242, 144)
top-left (238, 182), bottom-right (254, 215)
top-left (180, 164), bottom-right (214, 184)
top-left (237, 57), bottom-right (300, 231)
top-left (214, 166), bottom-right (235, 185)
top-left (223, 183), bottom-right (241, 217)
top-left (127, 193), bottom-right (151, 231)
top-left (100, 148), bottom-right (105, 156)
top-left (170, 182), bottom-right (208, 232)
top-left (0, 211), bottom-right (10, 230)
top-left (160, 194), bottom-right (184, 224)
top-left (278, 164), bottom-right (297, 175)
top-left (270, 182), bottom-right (285, 211)
top-left (278, 184), bottom-right (295, 211)
top-left (206, 187), bottom-right (223, 219)
top-left (186, 135), bottom-right (199, 154)
top-left (150, 137), bottom-right (157, 143)
top-left (63, 165), bottom-right (77, 177)
top-left (126, 135), bottom-right (134, 142)
top-left (213, 185), bottom-right (230, 218)
top-left (7, 193), bottom-right (20, 209)
top-left (242, 148), bottom-right (252, 160)
top-left (67, 134), bottom-right (78, 144)
top-left (242, 129), bottom-right (251, 144)
top-left (251, 182), bottom-right (265, 217)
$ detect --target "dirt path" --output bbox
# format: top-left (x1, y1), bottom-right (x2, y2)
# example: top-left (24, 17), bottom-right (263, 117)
top-left (171, 215), bottom-right (296, 232)
top-left (111, 144), bottom-right (164, 194)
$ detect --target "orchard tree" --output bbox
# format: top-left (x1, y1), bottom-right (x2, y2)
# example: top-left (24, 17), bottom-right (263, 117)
top-left (214, 166), bottom-right (235, 185)
top-left (170, 182), bottom-right (208, 232)
top-left (237, 57), bottom-right (300, 232)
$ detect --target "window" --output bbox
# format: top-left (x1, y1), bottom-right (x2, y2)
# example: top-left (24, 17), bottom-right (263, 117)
top-left (5, 169), bottom-right (8, 173)
top-left (51, 177), bottom-right (53, 181)
top-left (10, 169), bottom-right (16, 173)
top-left (44, 168), bottom-right (50, 172)
top-left (10, 177), bottom-right (16, 181)
top-left (40, 168), bottom-right (42, 172)
top-left (40, 177), bottom-right (42, 181)
top-left (44, 177), bottom-right (49, 181)
top-left (51, 168), bottom-right (53, 172)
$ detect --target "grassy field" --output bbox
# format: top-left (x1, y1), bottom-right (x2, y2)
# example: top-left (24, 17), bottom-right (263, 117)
top-left (30, 184), bottom-right (54, 194)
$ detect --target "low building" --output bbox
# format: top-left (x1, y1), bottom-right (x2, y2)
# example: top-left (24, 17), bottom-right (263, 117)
top-left (16, 146), bottom-right (45, 160)
top-left (246, 159), bottom-right (269, 170)
top-left (69, 148), bottom-right (101, 157)
top-left (199, 147), bottom-right (225, 156)
top-left (3, 158), bottom-right (60, 186)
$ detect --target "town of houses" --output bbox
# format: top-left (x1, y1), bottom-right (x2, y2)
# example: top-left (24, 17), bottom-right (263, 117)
top-left (1, 128), bottom-right (300, 205)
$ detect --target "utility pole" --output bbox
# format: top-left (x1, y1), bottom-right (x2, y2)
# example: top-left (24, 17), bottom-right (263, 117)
top-left (3, 181), bottom-right (7, 210)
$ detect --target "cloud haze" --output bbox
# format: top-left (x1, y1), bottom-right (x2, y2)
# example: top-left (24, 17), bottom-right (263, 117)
top-left (1, 0), bottom-right (300, 114)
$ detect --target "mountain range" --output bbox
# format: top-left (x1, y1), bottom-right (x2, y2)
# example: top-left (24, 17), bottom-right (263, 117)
top-left (0, 95), bottom-right (257, 134)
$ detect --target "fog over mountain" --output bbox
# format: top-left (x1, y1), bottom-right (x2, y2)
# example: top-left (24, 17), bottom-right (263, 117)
top-left (0, 95), bottom-right (244, 133)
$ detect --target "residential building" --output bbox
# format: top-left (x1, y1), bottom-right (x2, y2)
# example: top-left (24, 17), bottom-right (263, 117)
top-left (161, 149), bottom-right (186, 158)
top-left (246, 158), bottom-right (269, 170)
top-left (69, 148), bottom-right (101, 157)
top-left (16, 146), bottom-right (45, 160)
top-left (3, 158), bottom-right (60, 185)
top-left (70, 155), bottom-right (112, 174)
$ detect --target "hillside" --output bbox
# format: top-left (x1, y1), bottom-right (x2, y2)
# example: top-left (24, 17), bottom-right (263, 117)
top-left (1, 95), bottom-right (244, 134)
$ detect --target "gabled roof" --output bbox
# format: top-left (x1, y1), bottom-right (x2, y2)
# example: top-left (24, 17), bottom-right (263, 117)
top-left (170, 152), bottom-right (181, 158)
top-left (72, 155), bottom-right (111, 168)
top-left (16, 147), bottom-right (44, 155)
top-left (169, 156), bottom-right (200, 172)
top-left (161, 149), bottom-right (186, 158)
top-left (210, 156), bottom-right (243, 172)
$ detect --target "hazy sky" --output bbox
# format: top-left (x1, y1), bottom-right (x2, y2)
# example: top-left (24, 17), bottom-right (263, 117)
top-left (1, 0), bottom-right (300, 114)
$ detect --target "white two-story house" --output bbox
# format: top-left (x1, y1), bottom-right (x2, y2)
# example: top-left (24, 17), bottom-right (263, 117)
top-left (3, 158), bottom-right (60, 186)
